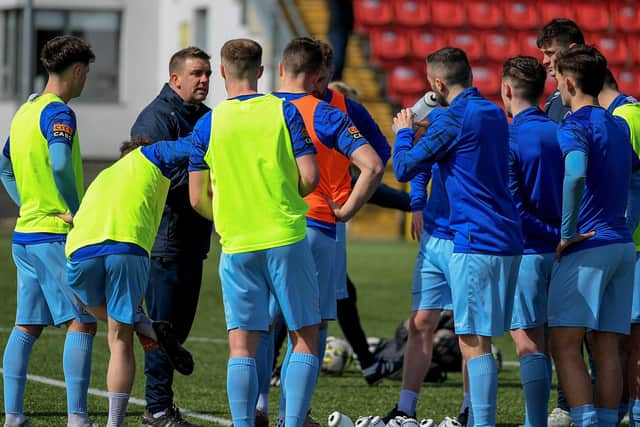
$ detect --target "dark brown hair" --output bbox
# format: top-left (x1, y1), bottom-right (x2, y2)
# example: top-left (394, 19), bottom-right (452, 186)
top-left (220, 39), bottom-right (262, 79)
top-left (427, 47), bottom-right (472, 87)
top-left (502, 56), bottom-right (547, 103)
top-left (282, 37), bottom-right (324, 77)
top-left (40, 35), bottom-right (95, 73)
top-left (555, 45), bottom-right (607, 97)
top-left (317, 40), bottom-right (334, 69)
top-left (120, 136), bottom-right (153, 158)
top-left (536, 18), bottom-right (585, 49)
top-left (169, 46), bottom-right (211, 74)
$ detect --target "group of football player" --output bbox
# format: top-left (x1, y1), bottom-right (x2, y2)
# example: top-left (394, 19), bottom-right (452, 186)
top-left (1, 11), bottom-right (639, 427)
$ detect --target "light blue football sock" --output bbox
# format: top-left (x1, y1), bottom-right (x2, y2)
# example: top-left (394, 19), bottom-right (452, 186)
top-left (279, 336), bottom-right (294, 417)
top-left (468, 353), bottom-right (497, 427)
top-left (596, 407), bottom-right (619, 427)
top-left (284, 353), bottom-right (319, 427)
top-left (255, 332), bottom-right (274, 414)
top-left (316, 328), bottom-right (328, 381)
top-left (63, 332), bottom-right (94, 416)
top-left (227, 357), bottom-right (258, 427)
top-left (570, 404), bottom-right (598, 427)
top-left (398, 389), bottom-right (419, 416)
top-left (520, 353), bottom-right (549, 427)
top-left (3, 328), bottom-right (37, 416)
top-left (631, 399), bottom-right (640, 426)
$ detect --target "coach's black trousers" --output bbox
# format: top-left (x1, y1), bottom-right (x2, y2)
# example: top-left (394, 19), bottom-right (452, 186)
top-left (144, 256), bottom-right (203, 413)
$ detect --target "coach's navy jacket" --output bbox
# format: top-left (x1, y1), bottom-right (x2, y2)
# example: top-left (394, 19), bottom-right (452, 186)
top-left (131, 83), bottom-right (212, 260)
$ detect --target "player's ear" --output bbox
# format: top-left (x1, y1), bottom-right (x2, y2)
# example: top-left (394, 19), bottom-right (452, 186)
top-left (278, 62), bottom-right (284, 77)
top-left (257, 65), bottom-right (265, 80)
top-left (566, 76), bottom-right (576, 95)
top-left (220, 64), bottom-right (226, 80)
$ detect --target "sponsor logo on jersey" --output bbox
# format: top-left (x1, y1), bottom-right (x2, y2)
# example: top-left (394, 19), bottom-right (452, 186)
top-left (53, 123), bottom-right (73, 140)
top-left (348, 126), bottom-right (363, 139)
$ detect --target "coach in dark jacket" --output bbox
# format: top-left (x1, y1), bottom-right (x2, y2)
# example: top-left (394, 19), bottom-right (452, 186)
top-left (131, 47), bottom-right (211, 427)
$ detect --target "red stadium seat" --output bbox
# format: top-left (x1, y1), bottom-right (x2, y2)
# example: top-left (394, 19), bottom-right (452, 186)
top-left (615, 68), bottom-right (639, 98)
top-left (354, 0), bottom-right (393, 30)
top-left (393, 0), bottom-right (430, 27)
top-left (574, 1), bottom-right (610, 32)
top-left (465, 0), bottom-right (503, 29)
top-left (484, 32), bottom-right (520, 62)
top-left (519, 33), bottom-right (542, 58)
top-left (387, 65), bottom-right (427, 102)
top-left (369, 29), bottom-right (411, 64)
top-left (503, 1), bottom-right (538, 30)
top-left (472, 64), bottom-right (501, 98)
top-left (611, 1), bottom-right (640, 33)
top-left (409, 30), bottom-right (448, 60)
top-left (591, 34), bottom-right (629, 66)
top-left (447, 31), bottom-right (484, 62)
top-left (628, 35), bottom-right (640, 65)
top-left (430, 0), bottom-right (465, 28)
top-left (538, 2), bottom-right (573, 26)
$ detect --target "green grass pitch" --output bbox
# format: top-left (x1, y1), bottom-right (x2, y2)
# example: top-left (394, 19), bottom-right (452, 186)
top-left (0, 230), bottom-right (558, 426)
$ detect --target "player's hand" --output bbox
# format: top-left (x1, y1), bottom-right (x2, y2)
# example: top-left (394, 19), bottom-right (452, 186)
top-left (394, 108), bottom-right (414, 131)
top-left (555, 231), bottom-right (596, 260)
top-left (56, 213), bottom-right (73, 225)
top-left (323, 194), bottom-right (350, 222)
top-left (411, 211), bottom-right (423, 241)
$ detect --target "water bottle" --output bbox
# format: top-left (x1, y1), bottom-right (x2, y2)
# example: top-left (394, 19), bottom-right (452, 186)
top-left (329, 412), bottom-right (355, 427)
top-left (392, 91), bottom-right (439, 134)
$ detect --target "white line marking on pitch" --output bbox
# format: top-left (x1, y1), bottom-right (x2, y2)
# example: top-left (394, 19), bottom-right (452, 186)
top-left (0, 368), bottom-right (232, 426)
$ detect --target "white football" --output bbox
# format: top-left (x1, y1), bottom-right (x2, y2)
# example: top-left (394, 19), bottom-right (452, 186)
top-left (322, 336), bottom-right (353, 375)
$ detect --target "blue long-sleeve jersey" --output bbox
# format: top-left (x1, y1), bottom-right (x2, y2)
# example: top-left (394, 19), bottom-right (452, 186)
top-left (324, 89), bottom-right (391, 166)
top-left (393, 87), bottom-right (523, 255)
top-left (557, 105), bottom-right (638, 253)
top-left (508, 107), bottom-right (563, 254)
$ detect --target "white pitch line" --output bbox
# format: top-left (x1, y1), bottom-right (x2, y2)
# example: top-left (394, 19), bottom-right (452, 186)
top-left (0, 368), bottom-right (232, 426)
top-left (0, 327), bottom-right (227, 344)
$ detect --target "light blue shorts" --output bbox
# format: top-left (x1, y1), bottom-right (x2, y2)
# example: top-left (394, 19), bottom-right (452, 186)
top-left (449, 253), bottom-right (521, 336)
top-left (13, 242), bottom-right (94, 326)
top-left (510, 253), bottom-right (555, 330)
top-left (548, 242), bottom-right (635, 334)
top-left (632, 253), bottom-right (640, 324)
top-left (308, 226), bottom-right (337, 320)
top-left (335, 222), bottom-right (348, 300)
top-left (412, 231), bottom-right (453, 311)
top-left (67, 254), bottom-right (149, 325)
top-left (219, 237), bottom-right (320, 332)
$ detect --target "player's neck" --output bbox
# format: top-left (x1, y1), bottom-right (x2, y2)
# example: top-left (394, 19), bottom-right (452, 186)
top-left (225, 79), bottom-right (258, 99)
top-left (597, 88), bottom-right (619, 110)
top-left (446, 86), bottom-right (465, 105)
top-left (510, 99), bottom-right (536, 118)
top-left (277, 82), bottom-right (306, 94)
top-left (278, 74), bottom-right (309, 94)
top-left (42, 78), bottom-right (72, 103)
top-left (570, 92), bottom-right (598, 112)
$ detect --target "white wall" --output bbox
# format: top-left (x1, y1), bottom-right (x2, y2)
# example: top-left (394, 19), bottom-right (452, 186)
top-left (0, 0), bottom-right (287, 158)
